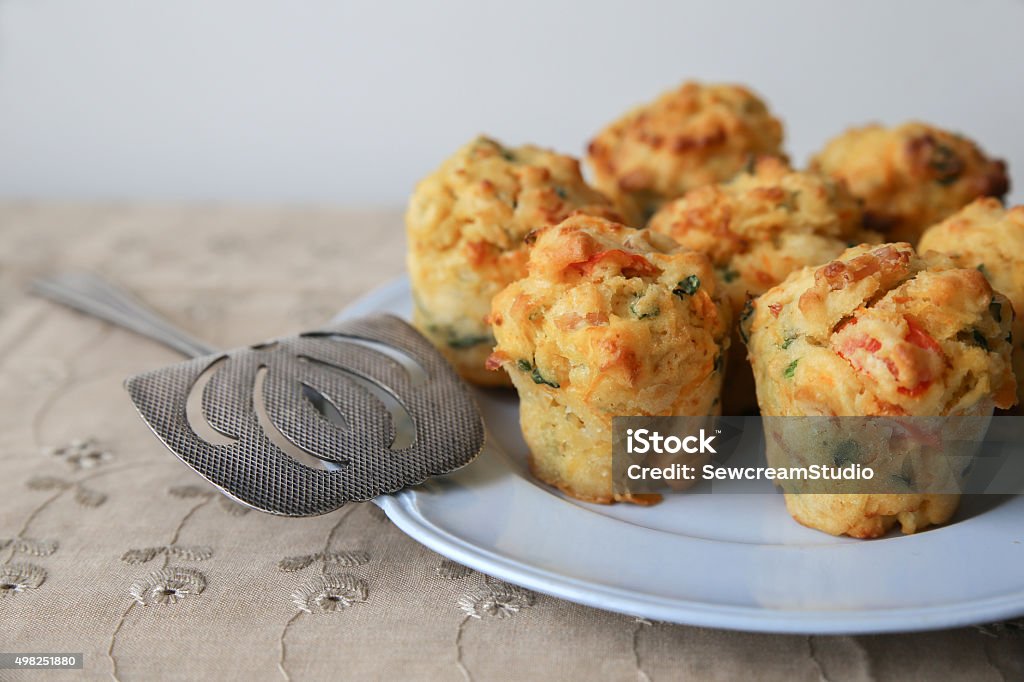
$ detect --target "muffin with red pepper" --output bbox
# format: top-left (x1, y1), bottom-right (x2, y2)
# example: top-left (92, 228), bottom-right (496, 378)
top-left (406, 136), bottom-right (620, 386)
top-left (809, 122), bottom-right (1009, 244)
top-left (919, 198), bottom-right (1024, 409)
top-left (488, 214), bottom-right (731, 503)
top-left (648, 157), bottom-right (878, 413)
top-left (744, 242), bottom-right (1016, 537)
top-left (586, 81), bottom-right (786, 222)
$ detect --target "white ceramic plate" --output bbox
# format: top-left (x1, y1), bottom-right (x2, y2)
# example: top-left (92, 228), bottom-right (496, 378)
top-left (339, 276), bottom-right (1024, 634)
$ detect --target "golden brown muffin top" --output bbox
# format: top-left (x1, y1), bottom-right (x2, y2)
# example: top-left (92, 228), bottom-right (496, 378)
top-left (406, 135), bottom-right (620, 287)
top-left (919, 197), bottom-right (1024, 406)
top-left (586, 81), bottom-right (786, 220)
top-left (648, 157), bottom-right (874, 313)
top-left (809, 122), bottom-right (1009, 244)
top-left (919, 198), bottom-right (1024, 306)
top-left (745, 242), bottom-right (1016, 416)
top-left (488, 214), bottom-right (730, 416)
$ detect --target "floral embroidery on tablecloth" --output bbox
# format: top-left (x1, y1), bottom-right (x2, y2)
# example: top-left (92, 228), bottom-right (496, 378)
top-left (2, 440), bottom-right (124, 602)
top-left (0, 563), bottom-right (47, 598)
top-left (435, 558), bottom-right (473, 580)
top-left (168, 484), bottom-right (251, 515)
top-left (277, 550), bottom-right (369, 572)
top-left (121, 545), bottom-right (214, 565)
top-left (43, 437), bottom-right (112, 469)
top-left (108, 482), bottom-right (220, 679)
top-left (451, 577), bottom-right (537, 679)
top-left (129, 567), bottom-right (207, 606)
top-left (290, 573), bottom-right (368, 613)
top-left (118, 484), bottom-right (219, 606)
top-left (1, 537), bottom-right (58, 557)
top-left (276, 506), bottom-right (374, 680)
top-left (457, 582), bottom-right (535, 619)
top-left (27, 475), bottom-right (108, 508)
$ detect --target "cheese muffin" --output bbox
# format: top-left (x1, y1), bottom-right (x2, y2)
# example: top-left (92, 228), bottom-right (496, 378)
top-left (586, 81), bottom-right (786, 222)
top-left (648, 157), bottom-right (877, 414)
top-left (810, 122), bottom-right (1009, 244)
top-left (919, 198), bottom-right (1024, 409)
top-left (488, 214), bottom-right (731, 503)
top-left (406, 136), bottom-right (619, 386)
top-left (744, 243), bottom-right (1016, 537)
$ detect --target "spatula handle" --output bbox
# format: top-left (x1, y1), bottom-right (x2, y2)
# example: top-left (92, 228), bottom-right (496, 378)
top-left (29, 273), bottom-right (218, 358)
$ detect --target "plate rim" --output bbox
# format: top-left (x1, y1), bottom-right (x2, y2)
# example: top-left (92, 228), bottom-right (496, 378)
top-left (374, 490), bottom-right (1024, 634)
top-left (340, 275), bottom-right (1024, 634)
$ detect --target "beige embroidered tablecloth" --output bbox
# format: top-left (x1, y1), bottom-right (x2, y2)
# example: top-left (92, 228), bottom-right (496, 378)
top-left (1, 202), bottom-right (1021, 681)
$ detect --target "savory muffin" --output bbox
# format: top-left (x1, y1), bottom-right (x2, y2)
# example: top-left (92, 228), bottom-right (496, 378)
top-left (810, 122), bottom-right (1009, 244)
top-left (919, 198), bottom-right (1024, 408)
top-left (744, 242), bottom-right (1016, 537)
top-left (488, 214), bottom-right (731, 503)
top-left (648, 157), bottom-right (877, 414)
top-left (406, 135), bottom-right (619, 386)
top-left (586, 81), bottom-right (786, 221)
top-left (648, 158), bottom-right (872, 313)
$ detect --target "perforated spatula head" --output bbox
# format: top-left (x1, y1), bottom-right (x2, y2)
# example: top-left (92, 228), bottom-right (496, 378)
top-left (125, 314), bottom-right (485, 516)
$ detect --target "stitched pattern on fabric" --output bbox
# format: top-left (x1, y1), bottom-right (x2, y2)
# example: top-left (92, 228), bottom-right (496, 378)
top-left (42, 437), bottom-right (113, 470)
top-left (0, 562), bottom-right (47, 598)
top-left (129, 567), bottom-right (207, 606)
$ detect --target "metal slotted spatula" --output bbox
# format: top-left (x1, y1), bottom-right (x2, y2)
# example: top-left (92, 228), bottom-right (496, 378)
top-left (30, 273), bottom-right (485, 516)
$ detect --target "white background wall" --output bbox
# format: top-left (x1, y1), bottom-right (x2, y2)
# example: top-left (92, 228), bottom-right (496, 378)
top-left (1, 0), bottom-right (1022, 205)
